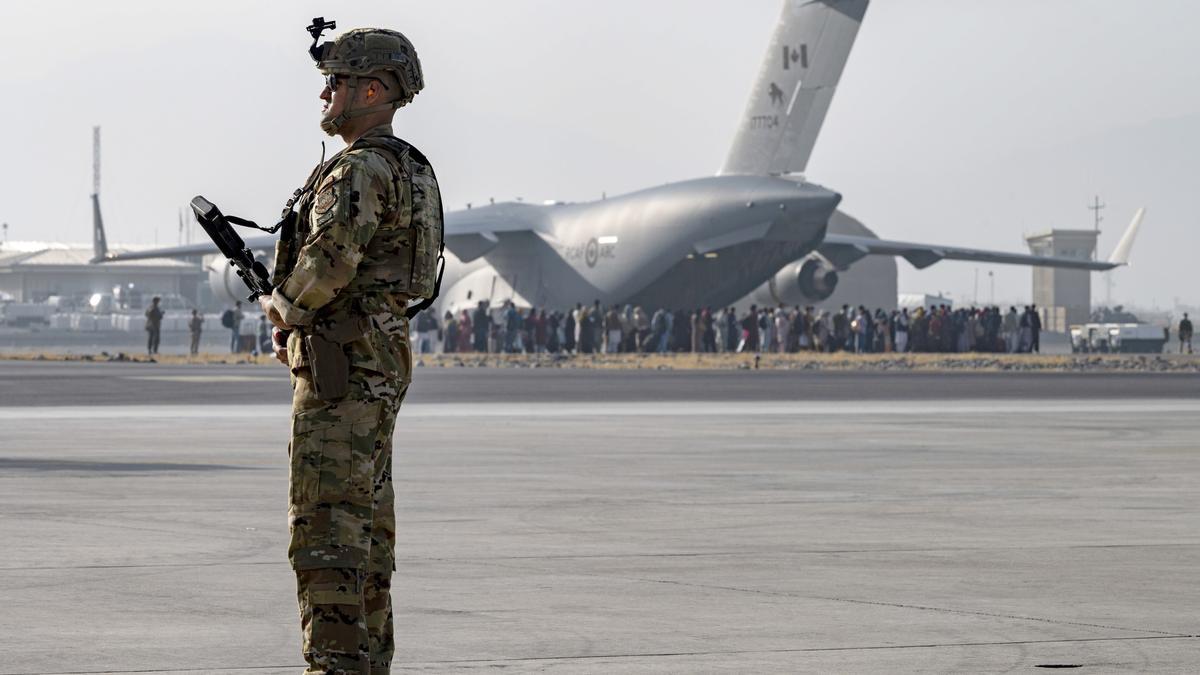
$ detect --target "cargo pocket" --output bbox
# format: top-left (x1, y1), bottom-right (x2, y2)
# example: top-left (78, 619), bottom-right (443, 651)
top-left (291, 403), bottom-right (383, 508)
top-left (290, 412), bottom-right (340, 506)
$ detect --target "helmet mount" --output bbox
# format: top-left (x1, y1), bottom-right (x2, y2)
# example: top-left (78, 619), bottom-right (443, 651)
top-left (306, 17), bottom-right (337, 63)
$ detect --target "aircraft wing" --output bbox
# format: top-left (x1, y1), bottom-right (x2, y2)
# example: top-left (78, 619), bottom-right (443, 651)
top-left (818, 234), bottom-right (1118, 271)
top-left (444, 203), bottom-right (548, 263)
top-left (96, 201), bottom-right (545, 266)
top-left (96, 236), bottom-right (277, 263)
top-left (819, 208), bottom-right (1145, 272)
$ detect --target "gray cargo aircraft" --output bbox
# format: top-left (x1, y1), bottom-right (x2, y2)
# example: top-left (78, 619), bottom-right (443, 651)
top-left (102, 0), bottom-right (1141, 314)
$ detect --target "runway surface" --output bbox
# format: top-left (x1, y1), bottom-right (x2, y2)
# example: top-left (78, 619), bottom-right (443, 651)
top-left (1, 362), bottom-right (1198, 673)
top-left (1, 360), bottom-right (1198, 407)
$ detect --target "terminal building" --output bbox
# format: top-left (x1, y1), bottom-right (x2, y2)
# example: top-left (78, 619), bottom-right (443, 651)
top-left (0, 244), bottom-right (205, 306)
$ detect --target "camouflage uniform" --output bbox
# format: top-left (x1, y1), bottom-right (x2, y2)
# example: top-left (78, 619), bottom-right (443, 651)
top-left (271, 122), bottom-right (442, 674)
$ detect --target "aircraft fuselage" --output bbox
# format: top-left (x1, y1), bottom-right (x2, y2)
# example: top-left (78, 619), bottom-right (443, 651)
top-left (436, 174), bottom-right (841, 314)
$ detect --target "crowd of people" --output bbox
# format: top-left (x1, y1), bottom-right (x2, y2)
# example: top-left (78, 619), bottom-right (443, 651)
top-left (419, 300), bottom-right (1050, 355)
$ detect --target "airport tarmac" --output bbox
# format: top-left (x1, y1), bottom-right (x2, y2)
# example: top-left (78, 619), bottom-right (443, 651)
top-left (1, 363), bottom-right (1198, 673)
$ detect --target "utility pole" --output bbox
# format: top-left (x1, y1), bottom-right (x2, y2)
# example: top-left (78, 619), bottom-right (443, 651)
top-left (1087, 195), bottom-right (1117, 307)
top-left (2, 222), bottom-right (7, 246)
top-left (988, 270), bottom-right (994, 306)
top-left (1088, 195), bottom-right (1105, 238)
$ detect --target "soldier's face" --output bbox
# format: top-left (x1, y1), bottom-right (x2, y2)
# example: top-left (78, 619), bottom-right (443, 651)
top-left (320, 78), bottom-right (348, 122)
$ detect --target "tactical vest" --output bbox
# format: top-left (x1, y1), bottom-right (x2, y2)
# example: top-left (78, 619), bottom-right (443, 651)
top-left (274, 136), bottom-right (445, 320)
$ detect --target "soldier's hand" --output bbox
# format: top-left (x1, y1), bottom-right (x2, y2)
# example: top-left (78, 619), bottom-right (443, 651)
top-left (272, 328), bottom-right (289, 365)
top-left (260, 295), bottom-right (292, 331)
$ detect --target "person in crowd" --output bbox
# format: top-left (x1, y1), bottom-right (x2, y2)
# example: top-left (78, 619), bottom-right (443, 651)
top-left (601, 304), bottom-right (619, 354)
top-left (256, 314), bottom-right (271, 356)
top-left (1018, 306), bottom-right (1032, 353)
top-left (894, 308), bottom-right (909, 353)
top-left (738, 305), bottom-right (758, 353)
top-left (700, 307), bottom-right (713, 353)
top-left (457, 309), bottom-right (473, 353)
top-left (927, 307), bottom-right (943, 353)
top-left (714, 307), bottom-right (728, 352)
top-left (576, 303), bottom-right (593, 354)
top-left (873, 309), bottom-right (889, 353)
top-left (501, 301), bottom-right (518, 352)
top-left (831, 306), bottom-right (848, 353)
top-left (415, 310), bottom-right (439, 354)
top-left (188, 309), bottom-right (204, 356)
top-left (849, 306), bottom-right (863, 353)
top-left (757, 308), bottom-right (772, 353)
top-left (229, 300), bottom-right (245, 353)
top-left (634, 306), bottom-right (650, 352)
top-left (532, 308), bottom-right (547, 353)
top-left (443, 310), bottom-right (458, 353)
top-left (687, 308), bottom-right (700, 353)
top-left (794, 307), bottom-right (809, 352)
top-left (563, 306), bottom-right (576, 354)
top-left (486, 302), bottom-right (502, 353)
top-left (1029, 304), bottom-right (1042, 353)
top-left (650, 307), bottom-right (668, 353)
top-left (1002, 306), bottom-right (1019, 353)
top-left (236, 302), bottom-right (254, 353)
top-left (813, 310), bottom-right (829, 352)
top-left (546, 310), bottom-right (561, 353)
top-left (774, 307), bottom-right (790, 354)
top-left (472, 301), bottom-right (489, 352)
top-left (724, 307), bottom-right (738, 352)
top-left (591, 301), bottom-right (605, 353)
top-left (958, 310), bottom-right (973, 353)
top-left (619, 305), bottom-right (635, 353)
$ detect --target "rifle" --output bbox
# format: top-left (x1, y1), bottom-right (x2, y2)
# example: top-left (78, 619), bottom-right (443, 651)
top-left (190, 195), bottom-right (276, 302)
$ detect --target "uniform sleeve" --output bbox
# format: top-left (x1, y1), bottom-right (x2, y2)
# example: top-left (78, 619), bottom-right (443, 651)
top-left (273, 153), bottom-right (393, 327)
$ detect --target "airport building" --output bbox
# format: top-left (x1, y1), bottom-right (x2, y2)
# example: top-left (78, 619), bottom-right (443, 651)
top-left (0, 245), bottom-right (205, 305)
top-left (1025, 229), bottom-right (1100, 332)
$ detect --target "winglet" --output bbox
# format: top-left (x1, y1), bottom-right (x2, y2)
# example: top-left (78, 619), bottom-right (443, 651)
top-left (1107, 207), bottom-right (1145, 266)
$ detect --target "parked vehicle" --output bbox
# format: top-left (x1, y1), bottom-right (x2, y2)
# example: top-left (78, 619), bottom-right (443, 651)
top-left (1071, 323), bottom-right (1168, 354)
top-left (0, 302), bottom-right (54, 326)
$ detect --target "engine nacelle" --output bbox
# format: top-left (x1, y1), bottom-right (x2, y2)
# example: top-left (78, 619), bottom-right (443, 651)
top-left (207, 255), bottom-right (274, 307)
top-left (759, 254), bottom-right (839, 305)
top-left (795, 256), bottom-right (839, 301)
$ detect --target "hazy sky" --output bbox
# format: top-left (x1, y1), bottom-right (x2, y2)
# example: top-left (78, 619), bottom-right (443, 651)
top-left (3, 0), bottom-right (1197, 309)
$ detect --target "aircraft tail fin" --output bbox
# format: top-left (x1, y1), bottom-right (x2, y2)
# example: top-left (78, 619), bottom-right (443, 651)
top-left (90, 193), bottom-right (109, 263)
top-left (720, 0), bottom-right (869, 177)
top-left (1107, 207), bottom-right (1145, 266)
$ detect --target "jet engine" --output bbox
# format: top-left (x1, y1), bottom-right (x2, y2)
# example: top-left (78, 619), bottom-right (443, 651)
top-left (762, 254), bottom-right (839, 305)
top-left (794, 256), bottom-right (839, 301)
top-left (206, 255), bottom-right (274, 306)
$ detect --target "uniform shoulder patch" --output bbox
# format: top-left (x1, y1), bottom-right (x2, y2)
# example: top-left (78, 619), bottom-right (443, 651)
top-left (314, 181), bottom-right (339, 215)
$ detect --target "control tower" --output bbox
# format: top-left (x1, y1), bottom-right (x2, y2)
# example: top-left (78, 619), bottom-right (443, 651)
top-left (1025, 229), bottom-right (1100, 332)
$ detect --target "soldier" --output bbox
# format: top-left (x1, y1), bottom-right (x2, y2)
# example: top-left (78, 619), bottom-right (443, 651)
top-left (188, 309), bottom-right (204, 355)
top-left (258, 21), bottom-right (442, 674)
top-left (144, 296), bottom-right (164, 355)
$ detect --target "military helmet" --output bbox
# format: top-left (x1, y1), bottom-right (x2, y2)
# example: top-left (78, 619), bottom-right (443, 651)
top-left (313, 28), bottom-right (424, 107)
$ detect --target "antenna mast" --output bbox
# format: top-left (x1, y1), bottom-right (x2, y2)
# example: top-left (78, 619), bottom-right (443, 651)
top-left (93, 126), bottom-right (101, 196)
